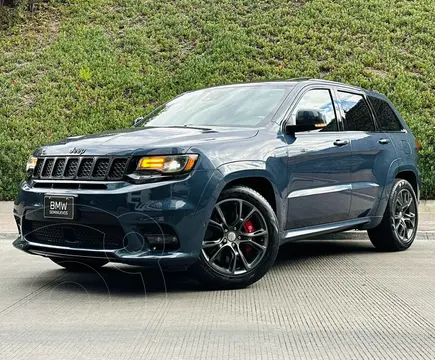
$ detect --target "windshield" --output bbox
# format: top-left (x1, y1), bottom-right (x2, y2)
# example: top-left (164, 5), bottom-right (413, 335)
top-left (138, 85), bottom-right (292, 128)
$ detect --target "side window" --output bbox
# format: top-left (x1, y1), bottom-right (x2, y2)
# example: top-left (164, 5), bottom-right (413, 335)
top-left (368, 96), bottom-right (403, 132)
top-left (338, 91), bottom-right (375, 132)
top-left (292, 89), bottom-right (338, 132)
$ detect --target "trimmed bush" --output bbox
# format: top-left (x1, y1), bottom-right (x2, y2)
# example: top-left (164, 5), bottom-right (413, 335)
top-left (0, 0), bottom-right (434, 200)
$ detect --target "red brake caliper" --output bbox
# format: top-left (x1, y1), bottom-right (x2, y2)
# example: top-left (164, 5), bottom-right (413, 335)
top-left (242, 220), bottom-right (255, 255)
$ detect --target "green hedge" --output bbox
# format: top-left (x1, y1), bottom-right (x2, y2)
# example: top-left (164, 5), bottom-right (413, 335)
top-left (1, 0), bottom-right (434, 200)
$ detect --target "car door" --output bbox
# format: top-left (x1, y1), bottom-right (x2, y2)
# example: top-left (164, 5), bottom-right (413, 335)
top-left (284, 87), bottom-right (352, 229)
top-left (336, 89), bottom-right (397, 219)
top-left (367, 94), bottom-right (415, 174)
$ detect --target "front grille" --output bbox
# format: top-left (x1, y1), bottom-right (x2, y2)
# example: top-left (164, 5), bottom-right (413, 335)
top-left (34, 159), bottom-right (43, 177)
top-left (93, 158), bottom-right (110, 178)
top-left (42, 159), bottom-right (55, 177)
top-left (108, 158), bottom-right (128, 179)
top-left (77, 158), bottom-right (93, 178)
top-left (24, 221), bottom-right (125, 250)
top-left (65, 158), bottom-right (79, 177)
top-left (33, 156), bottom-right (129, 181)
top-left (52, 159), bottom-right (65, 177)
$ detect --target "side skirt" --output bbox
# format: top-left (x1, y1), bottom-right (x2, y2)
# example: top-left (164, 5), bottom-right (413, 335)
top-left (281, 218), bottom-right (370, 244)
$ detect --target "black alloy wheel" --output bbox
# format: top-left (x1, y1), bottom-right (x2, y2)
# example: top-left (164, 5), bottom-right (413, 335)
top-left (190, 186), bottom-right (279, 289)
top-left (368, 179), bottom-right (418, 251)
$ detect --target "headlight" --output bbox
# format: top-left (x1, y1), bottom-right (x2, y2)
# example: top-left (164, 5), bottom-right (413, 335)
top-left (136, 154), bottom-right (198, 174)
top-left (26, 156), bottom-right (37, 172)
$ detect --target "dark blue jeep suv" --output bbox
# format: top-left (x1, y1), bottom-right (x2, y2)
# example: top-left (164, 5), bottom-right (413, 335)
top-left (13, 79), bottom-right (421, 289)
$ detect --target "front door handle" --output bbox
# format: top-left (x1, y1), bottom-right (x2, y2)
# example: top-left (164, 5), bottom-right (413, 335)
top-left (333, 139), bottom-right (349, 147)
top-left (379, 138), bottom-right (391, 145)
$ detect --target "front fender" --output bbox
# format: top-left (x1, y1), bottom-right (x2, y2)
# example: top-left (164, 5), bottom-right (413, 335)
top-left (194, 160), bottom-right (286, 235)
top-left (219, 161), bottom-right (285, 230)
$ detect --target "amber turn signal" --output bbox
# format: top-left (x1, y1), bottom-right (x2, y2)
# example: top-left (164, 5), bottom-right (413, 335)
top-left (136, 154), bottom-right (199, 174)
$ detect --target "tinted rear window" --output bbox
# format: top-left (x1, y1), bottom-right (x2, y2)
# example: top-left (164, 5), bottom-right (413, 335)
top-left (368, 96), bottom-right (403, 132)
top-left (338, 91), bottom-right (375, 132)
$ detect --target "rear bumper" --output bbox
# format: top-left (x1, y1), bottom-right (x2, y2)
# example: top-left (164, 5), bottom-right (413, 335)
top-left (13, 169), bottom-right (224, 268)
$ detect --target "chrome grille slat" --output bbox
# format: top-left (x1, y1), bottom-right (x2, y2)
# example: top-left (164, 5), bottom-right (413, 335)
top-left (32, 156), bottom-right (129, 181)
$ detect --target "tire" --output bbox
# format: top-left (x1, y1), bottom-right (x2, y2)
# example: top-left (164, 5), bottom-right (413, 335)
top-left (50, 257), bottom-right (108, 272)
top-left (368, 179), bottom-right (418, 251)
top-left (189, 186), bottom-right (280, 289)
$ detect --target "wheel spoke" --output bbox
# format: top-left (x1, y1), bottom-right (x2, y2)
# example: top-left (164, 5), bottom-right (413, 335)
top-left (399, 226), bottom-right (406, 238)
top-left (404, 221), bottom-right (414, 230)
top-left (237, 200), bottom-right (243, 225)
top-left (209, 219), bottom-right (223, 229)
top-left (396, 193), bottom-right (403, 208)
top-left (241, 208), bottom-right (256, 226)
top-left (215, 204), bottom-right (228, 227)
top-left (396, 220), bottom-right (407, 238)
top-left (402, 196), bottom-right (412, 211)
top-left (240, 229), bottom-right (268, 238)
top-left (202, 239), bottom-right (222, 248)
top-left (237, 243), bottom-right (251, 271)
top-left (229, 247), bottom-right (238, 274)
top-left (240, 239), bottom-right (267, 253)
top-left (237, 206), bottom-right (256, 231)
top-left (404, 212), bottom-right (415, 219)
top-left (209, 245), bottom-right (225, 263)
top-left (403, 215), bottom-right (415, 228)
top-left (403, 212), bottom-right (415, 228)
top-left (404, 222), bottom-right (411, 239)
top-left (395, 220), bottom-right (402, 231)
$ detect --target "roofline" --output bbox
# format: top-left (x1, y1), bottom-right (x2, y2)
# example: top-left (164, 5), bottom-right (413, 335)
top-left (286, 77), bottom-right (377, 94)
top-left (181, 78), bottom-right (375, 94)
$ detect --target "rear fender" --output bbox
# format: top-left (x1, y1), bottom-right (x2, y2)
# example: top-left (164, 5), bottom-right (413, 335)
top-left (375, 160), bottom-right (419, 217)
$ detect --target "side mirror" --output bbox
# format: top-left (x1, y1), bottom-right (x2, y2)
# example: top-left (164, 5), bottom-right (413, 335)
top-left (285, 109), bottom-right (326, 135)
top-left (132, 117), bottom-right (144, 127)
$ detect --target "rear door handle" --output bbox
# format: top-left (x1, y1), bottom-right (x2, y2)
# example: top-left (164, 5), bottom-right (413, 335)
top-left (379, 138), bottom-right (391, 145)
top-left (333, 139), bottom-right (349, 147)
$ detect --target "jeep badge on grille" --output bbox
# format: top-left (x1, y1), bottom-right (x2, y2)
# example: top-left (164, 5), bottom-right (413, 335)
top-left (69, 147), bottom-right (86, 155)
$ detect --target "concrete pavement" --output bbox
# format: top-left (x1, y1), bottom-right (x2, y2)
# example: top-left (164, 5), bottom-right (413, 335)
top-left (1, 201), bottom-right (434, 359)
top-left (0, 237), bottom-right (434, 359)
top-left (0, 201), bottom-right (15, 233)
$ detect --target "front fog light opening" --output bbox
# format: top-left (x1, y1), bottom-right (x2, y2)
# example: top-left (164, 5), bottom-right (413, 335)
top-left (136, 224), bottom-right (180, 251)
top-left (146, 234), bottom-right (180, 251)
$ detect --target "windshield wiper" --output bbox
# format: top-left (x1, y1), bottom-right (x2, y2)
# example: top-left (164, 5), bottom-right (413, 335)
top-left (156, 124), bottom-right (213, 131)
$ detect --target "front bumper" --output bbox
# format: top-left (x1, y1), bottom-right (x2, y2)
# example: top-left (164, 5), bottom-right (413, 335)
top-left (12, 237), bottom-right (198, 269)
top-left (13, 169), bottom-right (223, 268)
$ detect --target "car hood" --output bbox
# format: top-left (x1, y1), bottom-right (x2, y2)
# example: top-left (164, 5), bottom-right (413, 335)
top-left (35, 126), bottom-right (259, 156)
